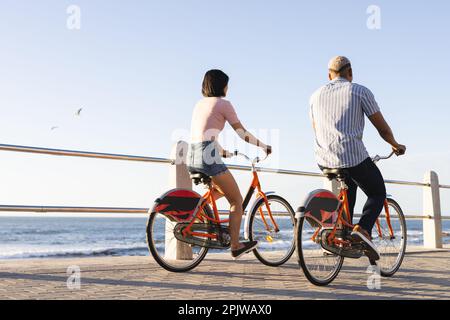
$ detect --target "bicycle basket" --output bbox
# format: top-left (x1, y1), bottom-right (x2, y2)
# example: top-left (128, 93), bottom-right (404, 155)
top-left (301, 190), bottom-right (340, 228)
top-left (152, 189), bottom-right (202, 223)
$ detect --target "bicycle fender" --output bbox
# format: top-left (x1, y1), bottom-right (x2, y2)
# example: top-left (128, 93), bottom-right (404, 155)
top-left (296, 189), bottom-right (340, 228)
top-left (151, 188), bottom-right (203, 223)
top-left (243, 191), bottom-right (276, 240)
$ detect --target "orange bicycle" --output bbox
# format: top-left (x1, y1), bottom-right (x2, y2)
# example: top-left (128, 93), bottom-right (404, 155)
top-left (296, 152), bottom-right (407, 286)
top-left (146, 151), bottom-right (296, 272)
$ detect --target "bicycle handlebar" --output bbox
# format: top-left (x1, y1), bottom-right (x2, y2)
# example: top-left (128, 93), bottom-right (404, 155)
top-left (233, 150), bottom-right (269, 165)
top-left (372, 151), bottom-right (395, 163)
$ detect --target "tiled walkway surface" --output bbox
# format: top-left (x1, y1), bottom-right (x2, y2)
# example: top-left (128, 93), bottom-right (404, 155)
top-left (0, 249), bottom-right (449, 300)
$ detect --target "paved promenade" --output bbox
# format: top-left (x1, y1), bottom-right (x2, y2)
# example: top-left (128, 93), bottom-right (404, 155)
top-left (0, 248), bottom-right (449, 300)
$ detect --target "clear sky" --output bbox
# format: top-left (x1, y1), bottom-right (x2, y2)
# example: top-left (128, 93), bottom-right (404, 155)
top-left (0, 0), bottom-right (449, 216)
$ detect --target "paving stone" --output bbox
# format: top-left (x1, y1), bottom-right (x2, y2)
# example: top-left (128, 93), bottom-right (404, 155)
top-left (0, 250), bottom-right (448, 300)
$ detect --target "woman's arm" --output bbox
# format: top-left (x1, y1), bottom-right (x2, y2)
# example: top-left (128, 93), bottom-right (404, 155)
top-left (231, 122), bottom-right (272, 154)
top-left (214, 141), bottom-right (234, 158)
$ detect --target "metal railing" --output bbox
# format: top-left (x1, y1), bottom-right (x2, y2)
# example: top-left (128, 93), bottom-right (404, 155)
top-left (0, 144), bottom-right (172, 164)
top-left (0, 143), bottom-right (448, 248)
top-left (0, 143), bottom-right (431, 185)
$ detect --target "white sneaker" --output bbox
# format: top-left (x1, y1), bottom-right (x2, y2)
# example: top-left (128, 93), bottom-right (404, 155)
top-left (351, 226), bottom-right (380, 261)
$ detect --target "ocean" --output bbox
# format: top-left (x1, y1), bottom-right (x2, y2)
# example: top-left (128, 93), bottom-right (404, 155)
top-left (0, 215), bottom-right (448, 260)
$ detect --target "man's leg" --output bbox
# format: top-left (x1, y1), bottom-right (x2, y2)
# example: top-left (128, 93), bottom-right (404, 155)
top-left (319, 164), bottom-right (357, 228)
top-left (345, 176), bottom-right (358, 223)
top-left (347, 158), bottom-right (386, 234)
top-left (319, 164), bottom-right (358, 216)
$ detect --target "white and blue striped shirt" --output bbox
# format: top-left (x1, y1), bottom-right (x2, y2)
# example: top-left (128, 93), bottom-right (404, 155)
top-left (309, 77), bottom-right (380, 169)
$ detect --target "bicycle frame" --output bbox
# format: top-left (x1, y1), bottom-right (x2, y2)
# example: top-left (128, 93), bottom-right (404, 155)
top-left (181, 168), bottom-right (280, 242)
top-left (324, 186), bottom-right (395, 246)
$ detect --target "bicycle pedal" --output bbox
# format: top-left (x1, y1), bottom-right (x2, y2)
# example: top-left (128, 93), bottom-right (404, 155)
top-left (320, 229), bottom-right (364, 259)
top-left (173, 223), bottom-right (231, 249)
top-left (322, 250), bottom-right (337, 257)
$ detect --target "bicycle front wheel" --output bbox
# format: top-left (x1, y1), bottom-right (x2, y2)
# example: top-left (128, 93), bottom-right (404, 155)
top-left (146, 207), bottom-right (212, 273)
top-left (296, 216), bottom-right (344, 286)
top-left (248, 194), bottom-right (296, 266)
top-left (372, 198), bottom-right (407, 277)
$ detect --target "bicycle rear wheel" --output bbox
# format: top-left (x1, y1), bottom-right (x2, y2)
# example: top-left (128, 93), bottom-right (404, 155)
top-left (146, 206), bottom-right (212, 272)
top-left (296, 216), bottom-right (344, 286)
top-left (248, 194), bottom-right (296, 266)
top-left (372, 198), bottom-right (407, 277)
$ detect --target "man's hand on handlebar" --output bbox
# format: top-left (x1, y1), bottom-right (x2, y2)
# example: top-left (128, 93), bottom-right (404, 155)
top-left (392, 144), bottom-right (406, 156)
top-left (261, 144), bottom-right (272, 156)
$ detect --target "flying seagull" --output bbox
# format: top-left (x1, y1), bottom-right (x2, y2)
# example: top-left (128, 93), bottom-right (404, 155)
top-left (51, 126), bottom-right (59, 130)
top-left (75, 108), bottom-right (83, 116)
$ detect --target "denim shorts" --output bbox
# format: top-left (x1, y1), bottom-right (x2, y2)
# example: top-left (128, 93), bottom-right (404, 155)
top-left (187, 141), bottom-right (228, 177)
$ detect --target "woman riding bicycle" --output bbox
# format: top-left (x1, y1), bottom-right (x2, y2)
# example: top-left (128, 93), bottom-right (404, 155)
top-left (187, 69), bottom-right (272, 259)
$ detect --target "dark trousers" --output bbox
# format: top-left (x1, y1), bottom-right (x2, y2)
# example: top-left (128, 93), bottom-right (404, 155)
top-left (320, 158), bottom-right (386, 232)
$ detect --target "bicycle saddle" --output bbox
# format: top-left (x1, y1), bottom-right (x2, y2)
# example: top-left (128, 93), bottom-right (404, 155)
top-left (190, 172), bottom-right (212, 185)
top-left (322, 169), bottom-right (349, 181)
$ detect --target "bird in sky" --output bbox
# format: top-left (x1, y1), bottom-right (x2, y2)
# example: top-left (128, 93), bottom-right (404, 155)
top-left (51, 126), bottom-right (59, 131)
top-left (75, 108), bottom-right (83, 116)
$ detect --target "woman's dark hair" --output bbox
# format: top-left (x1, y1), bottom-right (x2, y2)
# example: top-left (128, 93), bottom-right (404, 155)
top-left (202, 69), bottom-right (229, 97)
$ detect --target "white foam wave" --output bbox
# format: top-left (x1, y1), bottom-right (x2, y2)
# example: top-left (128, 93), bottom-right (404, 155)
top-left (0, 243), bottom-right (147, 260)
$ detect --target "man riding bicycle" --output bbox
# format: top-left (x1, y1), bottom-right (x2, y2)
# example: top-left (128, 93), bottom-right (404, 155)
top-left (309, 56), bottom-right (406, 261)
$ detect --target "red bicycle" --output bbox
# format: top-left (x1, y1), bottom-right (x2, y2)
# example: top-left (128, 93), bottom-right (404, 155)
top-left (296, 152), bottom-right (407, 286)
top-left (146, 151), bottom-right (296, 272)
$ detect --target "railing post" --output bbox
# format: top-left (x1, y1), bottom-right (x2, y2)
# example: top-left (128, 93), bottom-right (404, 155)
top-left (423, 171), bottom-right (443, 249)
top-left (165, 141), bottom-right (193, 260)
top-left (323, 178), bottom-right (339, 195)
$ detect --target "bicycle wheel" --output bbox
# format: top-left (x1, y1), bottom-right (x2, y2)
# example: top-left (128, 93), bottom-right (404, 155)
top-left (296, 216), bottom-right (344, 286)
top-left (372, 198), bottom-right (407, 277)
top-left (146, 205), bottom-right (212, 273)
top-left (248, 194), bottom-right (296, 266)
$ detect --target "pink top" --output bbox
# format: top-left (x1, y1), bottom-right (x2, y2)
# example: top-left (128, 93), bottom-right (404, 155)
top-left (190, 97), bottom-right (240, 142)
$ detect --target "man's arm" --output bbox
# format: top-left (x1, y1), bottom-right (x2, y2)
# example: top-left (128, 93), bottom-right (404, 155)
top-left (368, 111), bottom-right (406, 155)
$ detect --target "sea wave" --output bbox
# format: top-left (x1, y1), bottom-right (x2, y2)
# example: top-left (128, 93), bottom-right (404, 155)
top-left (0, 244), bottom-right (148, 260)
top-left (0, 216), bottom-right (448, 260)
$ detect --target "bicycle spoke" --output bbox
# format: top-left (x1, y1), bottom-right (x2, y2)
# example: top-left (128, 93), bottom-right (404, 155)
top-left (147, 211), bottom-right (209, 272)
top-left (250, 196), bottom-right (295, 266)
top-left (299, 218), bottom-right (341, 282)
top-left (372, 201), bottom-right (406, 276)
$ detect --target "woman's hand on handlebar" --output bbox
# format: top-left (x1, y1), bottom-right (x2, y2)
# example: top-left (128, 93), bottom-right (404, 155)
top-left (392, 144), bottom-right (406, 156)
top-left (222, 150), bottom-right (235, 158)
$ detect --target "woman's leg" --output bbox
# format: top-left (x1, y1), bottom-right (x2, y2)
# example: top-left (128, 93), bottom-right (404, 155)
top-left (209, 186), bottom-right (225, 203)
top-left (211, 170), bottom-right (244, 250)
